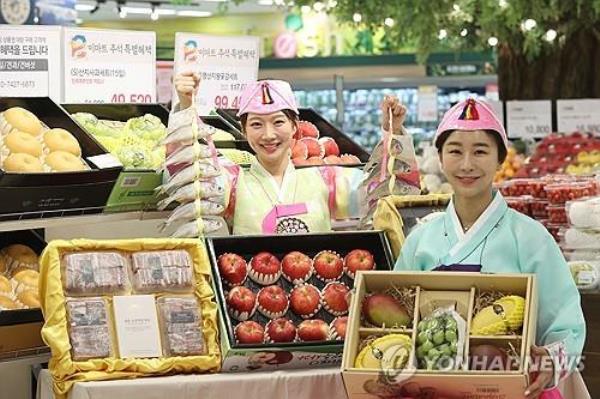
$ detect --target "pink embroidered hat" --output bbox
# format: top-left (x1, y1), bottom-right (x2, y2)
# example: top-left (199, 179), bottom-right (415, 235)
top-left (435, 98), bottom-right (508, 149)
top-left (237, 80), bottom-right (299, 117)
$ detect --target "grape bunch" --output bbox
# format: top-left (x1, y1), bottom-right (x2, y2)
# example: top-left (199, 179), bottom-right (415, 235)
top-left (415, 314), bottom-right (459, 370)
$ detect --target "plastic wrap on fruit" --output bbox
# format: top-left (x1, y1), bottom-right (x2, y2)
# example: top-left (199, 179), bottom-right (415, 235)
top-left (415, 306), bottom-right (466, 371)
top-left (125, 114), bottom-right (167, 142)
top-left (568, 260), bottom-right (600, 290)
top-left (162, 141), bottom-right (216, 169)
top-left (157, 179), bottom-right (225, 209)
top-left (170, 216), bottom-right (226, 238)
top-left (158, 161), bottom-right (221, 194)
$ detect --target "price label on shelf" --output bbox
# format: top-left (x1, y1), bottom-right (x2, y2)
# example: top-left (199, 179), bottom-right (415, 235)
top-left (557, 99), bottom-right (600, 134)
top-left (62, 28), bottom-right (156, 104)
top-left (173, 33), bottom-right (260, 116)
top-left (417, 85), bottom-right (438, 122)
top-left (506, 100), bottom-right (552, 139)
top-left (0, 26), bottom-right (61, 101)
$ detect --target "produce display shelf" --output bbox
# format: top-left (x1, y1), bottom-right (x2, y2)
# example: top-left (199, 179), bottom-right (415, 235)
top-left (469, 335), bottom-right (522, 340)
top-left (0, 208), bottom-right (170, 233)
top-left (358, 327), bottom-right (413, 335)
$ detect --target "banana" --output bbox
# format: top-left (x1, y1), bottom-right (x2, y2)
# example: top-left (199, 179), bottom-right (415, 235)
top-left (354, 334), bottom-right (412, 369)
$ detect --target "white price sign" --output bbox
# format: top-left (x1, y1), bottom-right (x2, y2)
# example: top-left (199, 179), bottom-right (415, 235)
top-left (174, 33), bottom-right (260, 115)
top-left (0, 26), bottom-right (61, 101)
top-left (63, 28), bottom-right (156, 104)
top-left (506, 100), bottom-right (552, 138)
top-left (417, 85), bottom-right (438, 122)
top-left (557, 99), bottom-right (600, 134)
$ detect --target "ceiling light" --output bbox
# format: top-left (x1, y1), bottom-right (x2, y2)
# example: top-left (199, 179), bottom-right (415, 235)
top-left (453, 3), bottom-right (460, 11)
top-left (460, 28), bottom-right (468, 37)
top-left (118, 5), bottom-right (126, 18)
top-left (313, 1), bottom-right (324, 11)
top-left (384, 17), bottom-right (394, 27)
top-left (177, 10), bottom-right (212, 17)
top-left (545, 29), bottom-right (557, 42)
top-left (122, 6), bottom-right (152, 14)
top-left (327, 0), bottom-right (336, 7)
top-left (523, 18), bottom-right (537, 31)
top-left (438, 29), bottom-right (447, 40)
top-left (300, 5), bottom-right (310, 13)
top-left (488, 36), bottom-right (498, 46)
top-left (257, 0), bottom-right (273, 4)
top-left (353, 12), bottom-right (361, 22)
top-left (498, 0), bottom-right (508, 7)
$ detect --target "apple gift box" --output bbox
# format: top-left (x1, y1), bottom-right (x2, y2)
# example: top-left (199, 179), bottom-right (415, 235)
top-left (206, 231), bottom-right (395, 372)
top-left (342, 271), bottom-right (538, 399)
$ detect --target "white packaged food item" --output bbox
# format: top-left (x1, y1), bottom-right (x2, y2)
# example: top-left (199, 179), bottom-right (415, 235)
top-left (62, 252), bottom-right (130, 295)
top-left (568, 261), bottom-right (600, 291)
top-left (567, 197), bottom-right (600, 229)
top-left (157, 296), bottom-right (206, 356)
top-left (564, 228), bottom-right (600, 250)
top-left (66, 297), bottom-right (113, 360)
top-left (130, 250), bottom-right (193, 293)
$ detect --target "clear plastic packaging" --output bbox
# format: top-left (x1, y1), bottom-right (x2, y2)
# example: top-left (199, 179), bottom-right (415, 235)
top-left (65, 297), bottom-right (113, 360)
top-left (62, 252), bottom-right (130, 295)
top-left (505, 196), bottom-right (531, 216)
top-left (568, 261), bottom-right (600, 291)
top-left (130, 250), bottom-right (193, 293)
top-left (529, 199), bottom-right (549, 219)
top-left (157, 296), bottom-right (206, 356)
top-left (567, 197), bottom-right (600, 230)
top-left (415, 306), bottom-right (466, 371)
top-left (547, 204), bottom-right (567, 224)
top-left (545, 181), bottom-right (598, 204)
top-left (563, 228), bottom-right (600, 250)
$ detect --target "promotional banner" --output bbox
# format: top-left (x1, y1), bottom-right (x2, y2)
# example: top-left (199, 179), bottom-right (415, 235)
top-left (557, 99), bottom-right (600, 134)
top-left (173, 33), bottom-right (260, 115)
top-left (0, 25), bottom-right (61, 100)
top-left (506, 100), bottom-right (552, 139)
top-left (63, 28), bottom-right (156, 104)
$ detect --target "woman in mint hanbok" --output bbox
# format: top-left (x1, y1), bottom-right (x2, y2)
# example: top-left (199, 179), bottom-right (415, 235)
top-left (174, 72), bottom-right (420, 235)
top-left (395, 98), bottom-right (588, 399)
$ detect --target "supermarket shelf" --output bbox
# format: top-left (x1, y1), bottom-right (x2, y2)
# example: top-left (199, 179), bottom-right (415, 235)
top-left (0, 210), bottom-right (170, 233)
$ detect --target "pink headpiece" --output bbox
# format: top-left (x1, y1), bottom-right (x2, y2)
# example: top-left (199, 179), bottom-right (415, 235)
top-left (236, 80), bottom-right (299, 116)
top-left (435, 98), bottom-right (508, 149)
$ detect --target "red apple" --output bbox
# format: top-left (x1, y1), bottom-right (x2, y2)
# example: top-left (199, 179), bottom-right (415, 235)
top-left (324, 155), bottom-right (341, 165)
top-left (313, 250), bottom-right (344, 282)
top-left (257, 285), bottom-right (289, 319)
top-left (226, 286), bottom-right (257, 321)
top-left (330, 316), bottom-right (348, 340)
top-left (300, 137), bottom-right (324, 158)
top-left (296, 120), bottom-right (320, 139)
top-left (265, 318), bottom-right (297, 343)
top-left (339, 154), bottom-right (361, 165)
top-left (319, 137), bottom-right (340, 157)
top-left (291, 140), bottom-right (308, 160)
top-left (292, 157), bottom-right (310, 166)
top-left (249, 252), bottom-right (281, 285)
top-left (281, 251), bottom-right (313, 284)
top-left (235, 320), bottom-right (265, 344)
top-left (322, 282), bottom-right (350, 316)
top-left (298, 319), bottom-right (330, 342)
top-left (290, 284), bottom-right (321, 318)
top-left (344, 249), bottom-right (376, 279)
top-left (306, 156), bottom-right (324, 166)
top-left (217, 253), bottom-right (247, 286)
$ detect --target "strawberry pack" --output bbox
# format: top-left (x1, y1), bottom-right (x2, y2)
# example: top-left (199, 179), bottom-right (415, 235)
top-left (206, 231), bottom-right (394, 372)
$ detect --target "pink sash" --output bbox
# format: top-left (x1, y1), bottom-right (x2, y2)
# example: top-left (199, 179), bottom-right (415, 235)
top-left (261, 203), bottom-right (308, 234)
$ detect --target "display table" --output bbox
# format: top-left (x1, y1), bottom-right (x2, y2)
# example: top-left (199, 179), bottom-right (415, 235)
top-left (37, 368), bottom-right (348, 399)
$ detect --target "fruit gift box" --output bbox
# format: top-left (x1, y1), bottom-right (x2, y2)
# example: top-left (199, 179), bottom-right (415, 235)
top-left (342, 271), bottom-right (537, 399)
top-left (206, 231), bottom-right (394, 372)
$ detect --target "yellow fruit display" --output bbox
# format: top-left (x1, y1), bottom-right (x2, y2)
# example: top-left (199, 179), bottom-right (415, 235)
top-left (494, 148), bottom-right (525, 183)
top-left (354, 334), bottom-right (412, 369)
top-left (471, 295), bottom-right (525, 335)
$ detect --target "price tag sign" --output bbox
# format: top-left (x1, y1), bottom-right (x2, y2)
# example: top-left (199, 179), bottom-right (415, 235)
top-left (0, 26), bottom-right (61, 100)
top-left (557, 99), bottom-right (600, 134)
top-left (174, 33), bottom-right (260, 115)
top-left (506, 100), bottom-right (552, 139)
top-left (63, 28), bottom-right (156, 104)
top-left (417, 85), bottom-right (438, 122)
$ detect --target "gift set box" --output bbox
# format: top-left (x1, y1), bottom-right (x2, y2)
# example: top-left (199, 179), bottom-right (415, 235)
top-left (342, 271), bottom-right (537, 399)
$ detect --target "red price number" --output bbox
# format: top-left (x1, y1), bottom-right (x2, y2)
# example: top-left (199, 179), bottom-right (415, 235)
top-left (214, 95), bottom-right (240, 109)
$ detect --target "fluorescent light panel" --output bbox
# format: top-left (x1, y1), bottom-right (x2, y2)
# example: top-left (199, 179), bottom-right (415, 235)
top-left (75, 3), bottom-right (95, 11)
top-left (157, 8), bottom-right (176, 15)
top-left (122, 6), bottom-right (152, 14)
top-left (177, 10), bottom-right (212, 16)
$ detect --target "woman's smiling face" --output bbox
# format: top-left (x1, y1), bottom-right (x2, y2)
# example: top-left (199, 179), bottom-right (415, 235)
top-left (244, 111), bottom-right (296, 167)
top-left (439, 129), bottom-right (501, 199)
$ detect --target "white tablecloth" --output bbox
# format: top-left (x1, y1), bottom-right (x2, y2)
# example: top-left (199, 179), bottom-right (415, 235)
top-left (37, 368), bottom-right (349, 399)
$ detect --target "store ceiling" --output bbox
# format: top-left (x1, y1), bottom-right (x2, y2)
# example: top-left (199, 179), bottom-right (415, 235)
top-left (76, 0), bottom-right (281, 21)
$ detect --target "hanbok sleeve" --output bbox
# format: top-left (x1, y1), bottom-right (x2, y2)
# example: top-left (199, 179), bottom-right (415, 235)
top-left (317, 166), bottom-right (365, 220)
top-left (517, 223), bottom-right (586, 388)
top-left (393, 228), bottom-right (422, 271)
